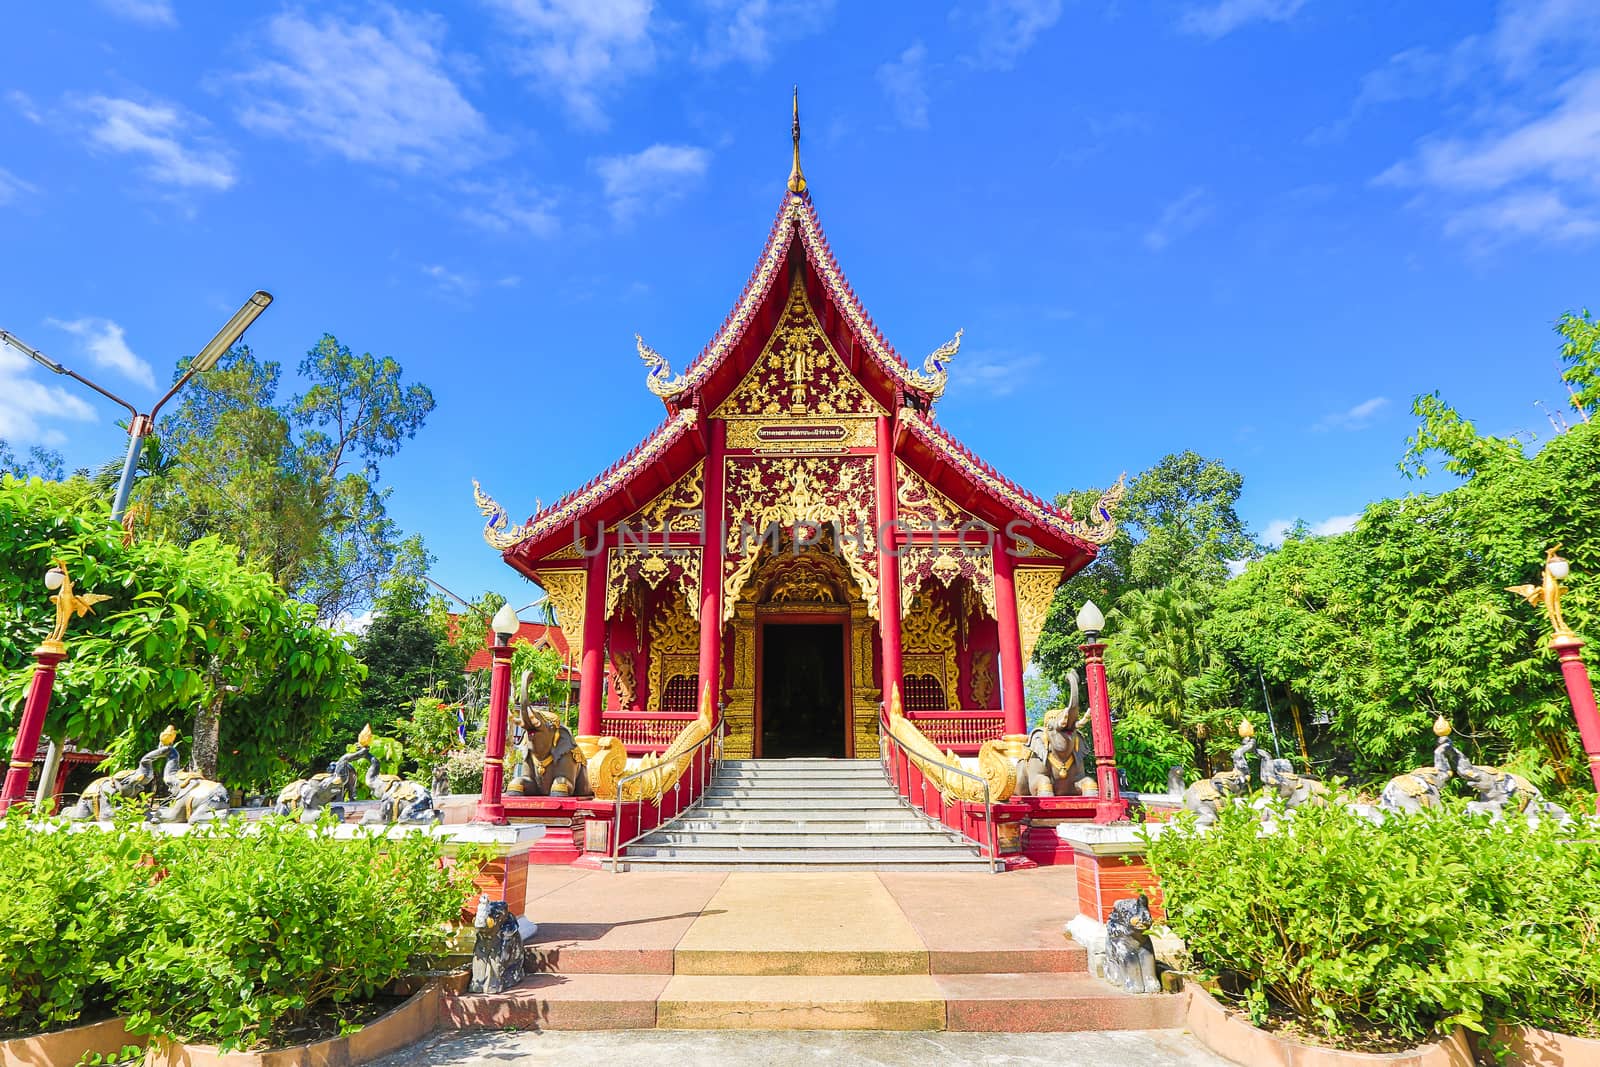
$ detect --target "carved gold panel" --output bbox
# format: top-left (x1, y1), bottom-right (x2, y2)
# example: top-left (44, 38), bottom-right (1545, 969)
top-left (536, 569), bottom-right (586, 656)
top-left (1015, 566), bottom-right (1066, 667)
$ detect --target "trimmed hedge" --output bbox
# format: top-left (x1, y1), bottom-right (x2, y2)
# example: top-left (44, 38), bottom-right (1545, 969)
top-left (1145, 800), bottom-right (1600, 1044)
top-left (0, 811), bottom-right (480, 1050)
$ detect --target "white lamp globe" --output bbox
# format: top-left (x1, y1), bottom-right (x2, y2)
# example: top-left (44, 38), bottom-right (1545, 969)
top-left (491, 603), bottom-right (520, 637)
top-left (1076, 600), bottom-right (1105, 634)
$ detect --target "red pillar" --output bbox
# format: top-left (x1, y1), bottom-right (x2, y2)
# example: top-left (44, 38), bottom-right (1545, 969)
top-left (1, 650), bottom-right (63, 813)
top-left (576, 545), bottom-right (608, 737)
top-left (1553, 635), bottom-right (1600, 812)
top-left (475, 637), bottom-right (514, 824)
top-left (992, 539), bottom-right (1028, 734)
top-left (875, 415), bottom-right (904, 713)
top-left (1080, 639), bottom-right (1127, 823)
top-left (697, 418), bottom-right (726, 720)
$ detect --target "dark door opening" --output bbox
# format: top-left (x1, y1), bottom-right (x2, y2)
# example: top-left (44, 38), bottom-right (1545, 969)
top-left (760, 623), bottom-right (846, 758)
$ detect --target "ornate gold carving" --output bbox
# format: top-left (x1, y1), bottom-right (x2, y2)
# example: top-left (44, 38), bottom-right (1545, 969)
top-left (885, 697), bottom-right (1016, 803)
top-left (38, 561), bottom-right (109, 655)
top-left (537, 570), bottom-right (587, 657)
top-left (896, 461), bottom-right (968, 532)
top-left (637, 333), bottom-right (688, 400)
top-left (647, 603), bottom-right (700, 712)
top-left (1014, 566), bottom-right (1065, 667)
top-left (611, 651), bottom-right (636, 709)
top-left (578, 735), bottom-right (628, 800)
top-left (606, 547), bottom-right (699, 622)
top-left (714, 273), bottom-right (881, 419)
top-left (543, 542), bottom-right (583, 561)
top-left (971, 649), bottom-right (996, 708)
top-left (472, 480), bottom-right (536, 550)
top-left (630, 462), bottom-right (704, 531)
top-left (619, 700), bottom-right (715, 802)
top-left (905, 329), bottom-right (962, 400)
top-left (1508, 546), bottom-right (1579, 643)
top-left (721, 456), bottom-right (879, 620)
top-left (902, 592), bottom-right (958, 710)
top-left (1076, 473), bottom-right (1126, 546)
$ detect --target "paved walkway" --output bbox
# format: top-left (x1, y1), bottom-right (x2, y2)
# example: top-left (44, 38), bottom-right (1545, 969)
top-left (373, 1028), bottom-right (1239, 1066)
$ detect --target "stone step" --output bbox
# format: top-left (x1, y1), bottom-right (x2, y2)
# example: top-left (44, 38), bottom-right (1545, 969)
top-left (702, 785), bottom-right (900, 799)
top-left (668, 815), bottom-right (931, 831)
top-left (445, 972), bottom-right (1184, 1033)
top-left (694, 797), bottom-right (910, 811)
top-left (710, 771), bottom-right (888, 784)
top-left (635, 831), bottom-right (970, 849)
top-left (721, 759), bottom-right (881, 768)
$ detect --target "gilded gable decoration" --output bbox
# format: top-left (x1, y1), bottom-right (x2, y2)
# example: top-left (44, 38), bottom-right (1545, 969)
top-left (628, 462), bottom-right (704, 531)
top-left (905, 329), bottom-right (962, 400)
top-left (715, 273), bottom-right (882, 419)
top-left (896, 461), bottom-right (971, 532)
top-left (721, 455), bottom-right (880, 620)
top-left (899, 543), bottom-right (995, 619)
top-left (1014, 566), bottom-right (1066, 667)
top-left (535, 569), bottom-right (587, 656)
top-left (606, 546), bottom-right (700, 622)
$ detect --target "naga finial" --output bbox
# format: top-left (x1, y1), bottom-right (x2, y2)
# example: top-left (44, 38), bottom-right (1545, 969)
top-left (1074, 473), bottom-right (1127, 546)
top-left (907, 328), bottom-right (962, 399)
top-left (788, 86), bottom-right (807, 197)
top-left (636, 333), bottom-right (688, 400)
top-left (472, 479), bottom-right (535, 550)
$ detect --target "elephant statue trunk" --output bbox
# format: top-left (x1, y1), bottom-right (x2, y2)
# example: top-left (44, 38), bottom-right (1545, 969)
top-left (1014, 671), bottom-right (1095, 798)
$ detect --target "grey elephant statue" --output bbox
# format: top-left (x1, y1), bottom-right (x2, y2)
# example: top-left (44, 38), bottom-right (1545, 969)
top-left (1258, 754), bottom-right (1328, 810)
top-left (467, 894), bottom-right (525, 995)
top-left (359, 737), bottom-right (442, 825)
top-left (1015, 671), bottom-right (1096, 798)
top-left (272, 741), bottom-right (364, 822)
top-left (62, 736), bottom-right (171, 821)
top-left (1450, 750), bottom-right (1572, 825)
top-left (1181, 720), bottom-right (1258, 828)
top-left (505, 673), bottom-right (590, 798)
top-left (1378, 717), bottom-right (1459, 814)
top-left (149, 727), bottom-right (231, 823)
top-left (1103, 893), bottom-right (1160, 994)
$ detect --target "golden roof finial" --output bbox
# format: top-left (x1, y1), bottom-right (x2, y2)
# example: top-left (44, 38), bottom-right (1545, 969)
top-left (787, 86), bottom-right (807, 197)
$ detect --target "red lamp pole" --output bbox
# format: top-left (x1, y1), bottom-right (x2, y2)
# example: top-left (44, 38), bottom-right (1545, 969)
top-left (1553, 635), bottom-right (1600, 811)
top-left (1080, 638), bottom-right (1126, 823)
top-left (475, 631), bottom-right (514, 825)
top-left (1, 650), bottom-right (65, 813)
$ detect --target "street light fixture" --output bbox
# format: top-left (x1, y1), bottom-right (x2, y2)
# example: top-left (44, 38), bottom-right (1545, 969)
top-left (492, 603), bottom-right (521, 642)
top-left (1075, 599), bottom-right (1105, 640)
top-left (0, 290), bottom-right (273, 522)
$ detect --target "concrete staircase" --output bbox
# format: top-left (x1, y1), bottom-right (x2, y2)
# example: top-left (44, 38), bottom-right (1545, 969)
top-left (619, 759), bottom-right (992, 871)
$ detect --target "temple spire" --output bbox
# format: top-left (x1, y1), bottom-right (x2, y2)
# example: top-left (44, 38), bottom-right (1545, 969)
top-left (787, 86), bottom-right (807, 197)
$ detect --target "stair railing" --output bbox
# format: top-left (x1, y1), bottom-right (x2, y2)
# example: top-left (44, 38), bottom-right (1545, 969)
top-left (610, 709), bottom-right (726, 872)
top-left (878, 705), bottom-right (1000, 873)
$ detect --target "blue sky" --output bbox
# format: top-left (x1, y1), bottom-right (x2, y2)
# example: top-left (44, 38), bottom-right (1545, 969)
top-left (3, 1), bottom-right (1598, 612)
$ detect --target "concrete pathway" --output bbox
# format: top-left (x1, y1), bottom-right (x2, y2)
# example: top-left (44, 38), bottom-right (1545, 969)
top-left (372, 1028), bottom-right (1239, 1065)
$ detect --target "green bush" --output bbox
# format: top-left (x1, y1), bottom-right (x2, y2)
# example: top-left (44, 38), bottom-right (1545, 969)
top-left (1109, 708), bottom-right (1196, 791)
top-left (0, 809), bottom-right (482, 1050)
top-left (1145, 800), bottom-right (1600, 1044)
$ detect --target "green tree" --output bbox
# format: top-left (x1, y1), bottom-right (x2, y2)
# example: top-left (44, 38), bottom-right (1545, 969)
top-left (0, 477), bottom-right (362, 789)
top-left (0, 441), bottom-right (64, 481)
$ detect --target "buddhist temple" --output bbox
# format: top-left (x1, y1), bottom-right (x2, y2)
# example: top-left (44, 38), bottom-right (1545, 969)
top-left (473, 96), bottom-right (1122, 768)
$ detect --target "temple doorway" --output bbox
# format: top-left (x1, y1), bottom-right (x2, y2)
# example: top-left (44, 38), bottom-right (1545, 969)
top-left (759, 622), bottom-right (847, 757)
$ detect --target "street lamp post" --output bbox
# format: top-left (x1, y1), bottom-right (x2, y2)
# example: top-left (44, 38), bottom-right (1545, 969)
top-left (1509, 548), bottom-right (1600, 812)
top-left (0, 290), bottom-right (273, 522)
top-left (1076, 600), bottom-right (1127, 824)
top-left (1, 563), bottom-right (108, 813)
top-left (476, 603), bottom-right (521, 825)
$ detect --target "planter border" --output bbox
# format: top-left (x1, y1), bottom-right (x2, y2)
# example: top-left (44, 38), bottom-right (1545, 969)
top-left (1491, 1022), bottom-right (1600, 1065)
top-left (0, 1015), bottom-right (143, 1067)
top-left (145, 978), bottom-right (445, 1067)
top-left (1183, 983), bottom-right (1472, 1067)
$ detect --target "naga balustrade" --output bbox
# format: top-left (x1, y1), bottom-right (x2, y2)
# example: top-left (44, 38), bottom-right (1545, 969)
top-left (599, 712), bottom-right (703, 754)
top-left (902, 710), bottom-right (1007, 755)
top-left (610, 714), bottom-right (725, 871)
top-left (878, 706), bottom-right (1001, 873)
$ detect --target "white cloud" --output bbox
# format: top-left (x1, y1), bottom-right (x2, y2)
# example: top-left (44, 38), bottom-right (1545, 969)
top-left (1178, 0), bottom-right (1307, 39)
top-left (1261, 513), bottom-right (1359, 547)
top-left (1144, 187), bottom-right (1213, 250)
top-left (694, 0), bottom-right (835, 67)
top-left (6, 90), bottom-right (43, 125)
top-left (46, 318), bottom-right (156, 389)
top-left (1315, 396), bottom-right (1388, 431)
top-left (456, 179), bottom-right (559, 239)
top-left (1443, 188), bottom-right (1600, 243)
top-left (421, 264), bottom-right (476, 297)
top-left (593, 143), bottom-right (710, 222)
top-left (948, 351), bottom-right (1040, 397)
top-left (234, 9), bottom-right (492, 172)
top-left (98, 0), bottom-right (176, 26)
top-left (487, 0), bottom-right (655, 129)
top-left (0, 166), bottom-right (37, 206)
top-left (80, 96), bottom-right (235, 191)
top-left (878, 42), bottom-right (930, 130)
top-left (955, 0), bottom-right (1064, 70)
top-left (0, 341), bottom-right (98, 446)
